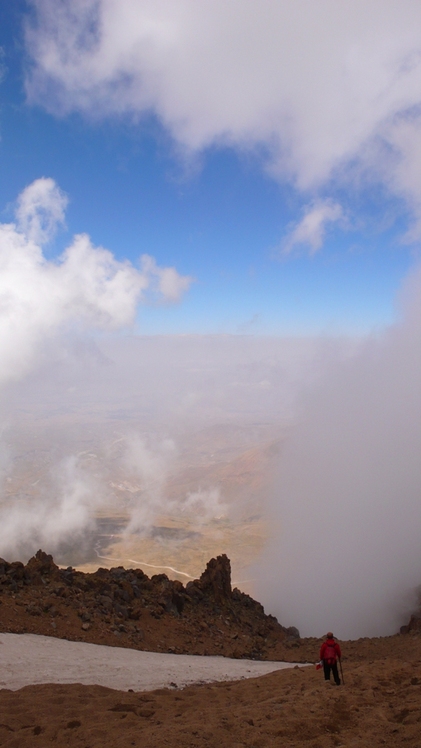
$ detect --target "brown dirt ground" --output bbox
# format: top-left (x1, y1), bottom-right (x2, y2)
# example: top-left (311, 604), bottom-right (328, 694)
top-left (0, 643), bottom-right (421, 748)
top-left (1, 551), bottom-right (420, 746)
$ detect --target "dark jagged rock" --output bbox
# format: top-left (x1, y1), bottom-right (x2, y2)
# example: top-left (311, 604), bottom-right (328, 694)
top-left (286, 626), bottom-right (301, 640)
top-left (25, 550), bottom-right (60, 585)
top-left (197, 554), bottom-right (232, 603)
top-left (0, 549), bottom-right (297, 660)
top-left (400, 614), bottom-right (421, 635)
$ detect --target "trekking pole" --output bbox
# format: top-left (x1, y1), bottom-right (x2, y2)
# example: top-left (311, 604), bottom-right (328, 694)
top-left (339, 657), bottom-right (345, 685)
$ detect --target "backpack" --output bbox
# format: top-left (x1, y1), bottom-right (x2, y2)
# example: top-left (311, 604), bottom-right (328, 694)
top-left (324, 641), bottom-right (337, 665)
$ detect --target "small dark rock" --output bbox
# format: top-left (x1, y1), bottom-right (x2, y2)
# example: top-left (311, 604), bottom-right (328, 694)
top-left (286, 626), bottom-right (300, 639)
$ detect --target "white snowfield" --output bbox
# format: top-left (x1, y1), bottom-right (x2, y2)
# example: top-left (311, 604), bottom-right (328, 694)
top-left (0, 633), bottom-right (303, 692)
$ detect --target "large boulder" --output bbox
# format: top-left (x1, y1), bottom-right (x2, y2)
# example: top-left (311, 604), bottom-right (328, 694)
top-left (198, 554), bottom-right (232, 603)
top-left (24, 549), bottom-right (59, 584)
top-left (400, 614), bottom-right (421, 635)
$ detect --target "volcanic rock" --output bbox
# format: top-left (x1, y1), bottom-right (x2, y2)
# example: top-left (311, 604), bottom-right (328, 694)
top-left (0, 549), bottom-right (297, 660)
top-left (197, 553), bottom-right (232, 603)
top-left (400, 613), bottom-right (421, 635)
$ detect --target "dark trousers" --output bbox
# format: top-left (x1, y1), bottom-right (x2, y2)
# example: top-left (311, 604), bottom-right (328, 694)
top-left (323, 660), bottom-right (341, 685)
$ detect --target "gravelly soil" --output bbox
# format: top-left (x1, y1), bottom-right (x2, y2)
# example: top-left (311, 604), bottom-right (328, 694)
top-left (0, 648), bottom-right (420, 747)
top-left (1, 549), bottom-right (420, 747)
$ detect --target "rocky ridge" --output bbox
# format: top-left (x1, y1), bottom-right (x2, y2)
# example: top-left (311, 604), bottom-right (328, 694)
top-left (1, 550), bottom-right (418, 666)
top-left (0, 550), bottom-right (302, 661)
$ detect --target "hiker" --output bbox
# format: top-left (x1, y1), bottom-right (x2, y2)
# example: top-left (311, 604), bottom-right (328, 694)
top-left (320, 632), bottom-right (341, 685)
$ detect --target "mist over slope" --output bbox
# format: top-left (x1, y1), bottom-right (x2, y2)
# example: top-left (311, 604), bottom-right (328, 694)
top-left (0, 274), bottom-right (419, 639)
top-left (254, 264), bottom-right (421, 639)
top-left (0, 334), bottom-right (323, 564)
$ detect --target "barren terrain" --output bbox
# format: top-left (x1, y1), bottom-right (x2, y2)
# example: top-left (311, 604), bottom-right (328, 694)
top-left (0, 639), bottom-right (420, 747)
top-left (1, 550), bottom-right (421, 746)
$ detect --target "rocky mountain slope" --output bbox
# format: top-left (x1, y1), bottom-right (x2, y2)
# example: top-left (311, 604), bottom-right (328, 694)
top-left (1, 550), bottom-right (421, 747)
top-left (1, 549), bottom-right (418, 666)
top-left (0, 550), bottom-right (303, 661)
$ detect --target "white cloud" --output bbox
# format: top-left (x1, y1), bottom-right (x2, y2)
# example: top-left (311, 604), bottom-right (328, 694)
top-left (120, 435), bottom-right (226, 534)
top-left (25, 1), bottom-right (421, 235)
top-left (282, 200), bottom-right (344, 256)
top-left (0, 178), bottom-right (192, 385)
top-left (254, 263), bottom-right (421, 638)
top-left (0, 456), bottom-right (101, 560)
top-left (140, 255), bottom-right (194, 302)
top-left (383, 115), bottom-right (421, 243)
top-left (120, 436), bottom-right (175, 534)
top-left (0, 46), bottom-right (7, 85)
top-left (179, 487), bottom-right (227, 526)
top-left (16, 177), bottom-right (68, 244)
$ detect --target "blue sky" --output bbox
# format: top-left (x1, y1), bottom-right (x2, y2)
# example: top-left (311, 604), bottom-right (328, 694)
top-left (0, 1), bottom-right (420, 336)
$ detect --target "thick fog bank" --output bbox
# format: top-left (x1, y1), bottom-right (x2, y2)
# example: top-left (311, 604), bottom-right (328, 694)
top-left (0, 250), bottom-right (419, 639)
top-left (254, 266), bottom-right (421, 639)
top-left (0, 335), bottom-right (325, 561)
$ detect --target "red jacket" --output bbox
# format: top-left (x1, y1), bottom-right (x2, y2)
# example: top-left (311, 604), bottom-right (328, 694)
top-left (320, 638), bottom-right (341, 662)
